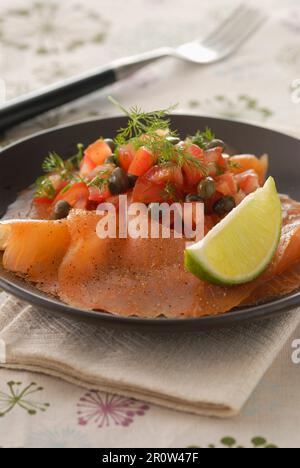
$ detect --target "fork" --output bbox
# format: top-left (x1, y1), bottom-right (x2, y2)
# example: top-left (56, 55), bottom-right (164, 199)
top-left (0, 5), bottom-right (265, 132)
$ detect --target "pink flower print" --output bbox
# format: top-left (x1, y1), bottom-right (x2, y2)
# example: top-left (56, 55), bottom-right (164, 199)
top-left (77, 392), bottom-right (150, 428)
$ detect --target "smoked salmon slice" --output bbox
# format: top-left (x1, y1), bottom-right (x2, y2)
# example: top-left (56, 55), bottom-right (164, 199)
top-left (243, 261), bottom-right (300, 306)
top-left (0, 219), bottom-right (70, 295)
top-left (0, 195), bottom-right (300, 318)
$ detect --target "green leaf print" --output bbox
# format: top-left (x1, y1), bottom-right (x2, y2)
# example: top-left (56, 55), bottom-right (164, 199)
top-left (0, 381), bottom-right (50, 417)
top-left (189, 436), bottom-right (278, 449)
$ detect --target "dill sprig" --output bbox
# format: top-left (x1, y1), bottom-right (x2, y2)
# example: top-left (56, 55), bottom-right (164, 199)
top-left (189, 128), bottom-right (215, 149)
top-left (42, 152), bottom-right (65, 173)
top-left (41, 144), bottom-right (85, 181)
top-left (109, 96), bottom-right (177, 145)
top-left (68, 143), bottom-right (85, 170)
top-left (108, 98), bottom-right (210, 174)
top-left (42, 152), bottom-right (72, 180)
top-left (87, 169), bottom-right (111, 189)
top-left (88, 176), bottom-right (109, 190)
top-left (35, 176), bottom-right (56, 199)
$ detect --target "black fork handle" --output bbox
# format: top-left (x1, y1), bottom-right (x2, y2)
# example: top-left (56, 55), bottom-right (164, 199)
top-left (0, 48), bottom-right (170, 133)
top-left (0, 67), bottom-right (117, 133)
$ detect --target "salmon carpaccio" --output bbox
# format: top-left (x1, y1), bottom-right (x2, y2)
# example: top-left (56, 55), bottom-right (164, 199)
top-left (1, 194), bottom-right (300, 318)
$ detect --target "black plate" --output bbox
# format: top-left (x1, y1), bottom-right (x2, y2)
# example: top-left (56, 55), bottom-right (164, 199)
top-left (1, 115), bottom-right (300, 331)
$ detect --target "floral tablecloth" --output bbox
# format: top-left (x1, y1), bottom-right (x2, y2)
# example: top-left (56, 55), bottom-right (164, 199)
top-left (0, 0), bottom-right (300, 448)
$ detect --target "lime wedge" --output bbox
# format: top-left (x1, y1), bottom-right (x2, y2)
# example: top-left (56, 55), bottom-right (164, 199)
top-left (185, 177), bottom-right (282, 285)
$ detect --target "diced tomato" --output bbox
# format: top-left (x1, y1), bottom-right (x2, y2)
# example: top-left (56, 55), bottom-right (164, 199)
top-left (80, 154), bottom-right (96, 177)
top-left (132, 163), bottom-right (184, 204)
top-left (118, 143), bottom-right (135, 172)
top-left (182, 145), bottom-right (205, 189)
top-left (235, 170), bottom-right (260, 195)
top-left (33, 197), bottom-right (53, 205)
top-left (85, 139), bottom-right (112, 166)
top-left (128, 146), bottom-right (155, 177)
top-left (204, 147), bottom-right (226, 176)
top-left (54, 182), bottom-right (89, 210)
top-left (88, 185), bottom-right (111, 203)
top-left (85, 163), bottom-right (115, 183)
top-left (188, 144), bottom-right (204, 159)
top-left (88, 185), bottom-right (101, 202)
top-left (204, 147), bottom-right (223, 164)
top-left (215, 173), bottom-right (238, 196)
top-left (80, 139), bottom-right (112, 177)
top-left (48, 174), bottom-right (68, 193)
top-left (229, 154), bottom-right (269, 185)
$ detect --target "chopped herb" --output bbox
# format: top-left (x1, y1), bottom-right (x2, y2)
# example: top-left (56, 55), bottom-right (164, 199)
top-left (176, 151), bottom-right (208, 175)
top-left (68, 143), bottom-right (85, 170)
top-left (42, 152), bottom-right (66, 173)
top-left (60, 183), bottom-right (72, 194)
top-left (41, 145), bottom-right (86, 181)
top-left (108, 96), bottom-right (177, 146)
top-left (88, 176), bottom-right (109, 190)
top-left (190, 128), bottom-right (215, 149)
top-left (35, 176), bottom-right (56, 199)
top-left (108, 98), bottom-right (209, 174)
top-left (87, 169), bottom-right (111, 189)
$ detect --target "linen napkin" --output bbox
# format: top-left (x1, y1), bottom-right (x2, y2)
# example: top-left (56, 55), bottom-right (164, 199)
top-left (0, 291), bottom-right (299, 418)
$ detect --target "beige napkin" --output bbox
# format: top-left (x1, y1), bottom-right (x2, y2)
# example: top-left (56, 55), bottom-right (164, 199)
top-left (0, 291), bottom-right (299, 418)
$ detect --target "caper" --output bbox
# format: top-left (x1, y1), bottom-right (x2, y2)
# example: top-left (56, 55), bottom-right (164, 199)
top-left (185, 194), bottom-right (203, 203)
top-left (108, 168), bottom-right (130, 195)
top-left (213, 196), bottom-right (236, 216)
top-left (197, 177), bottom-right (216, 199)
top-left (104, 138), bottom-right (116, 152)
top-left (128, 174), bottom-right (138, 188)
top-left (166, 136), bottom-right (181, 145)
top-left (53, 200), bottom-right (71, 220)
top-left (106, 154), bottom-right (119, 166)
top-left (205, 139), bottom-right (226, 151)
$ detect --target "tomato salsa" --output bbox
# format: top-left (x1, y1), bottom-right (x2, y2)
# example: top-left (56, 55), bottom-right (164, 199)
top-left (34, 105), bottom-right (268, 227)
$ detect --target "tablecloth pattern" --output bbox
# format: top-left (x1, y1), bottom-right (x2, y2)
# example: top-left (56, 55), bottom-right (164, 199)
top-left (0, 0), bottom-right (300, 448)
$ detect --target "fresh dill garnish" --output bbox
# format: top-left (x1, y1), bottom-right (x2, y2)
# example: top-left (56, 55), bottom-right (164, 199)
top-left (175, 150), bottom-right (208, 174)
top-left (60, 183), bottom-right (72, 194)
top-left (190, 128), bottom-right (215, 149)
top-left (42, 152), bottom-right (72, 180)
top-left (108, 96), bottom-right (177, 146)
top-left (42, 152), bottom-right (65, 173)
top-left (41, 146), bottom-right (85, 180)
top-left (87, 169), bottom-right (111, 189)
top-left (68, 143), bottom-right (85, 170)
top-left (108, 98), bottom-right (210, 173)
top-left (88, 177), bottom-right (109, 190)
top-left (35, 176), bottom-right (56, 199)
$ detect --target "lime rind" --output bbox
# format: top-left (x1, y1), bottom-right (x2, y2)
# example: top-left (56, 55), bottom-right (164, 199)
top-left (185, 177), bottom-right (282, 286)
